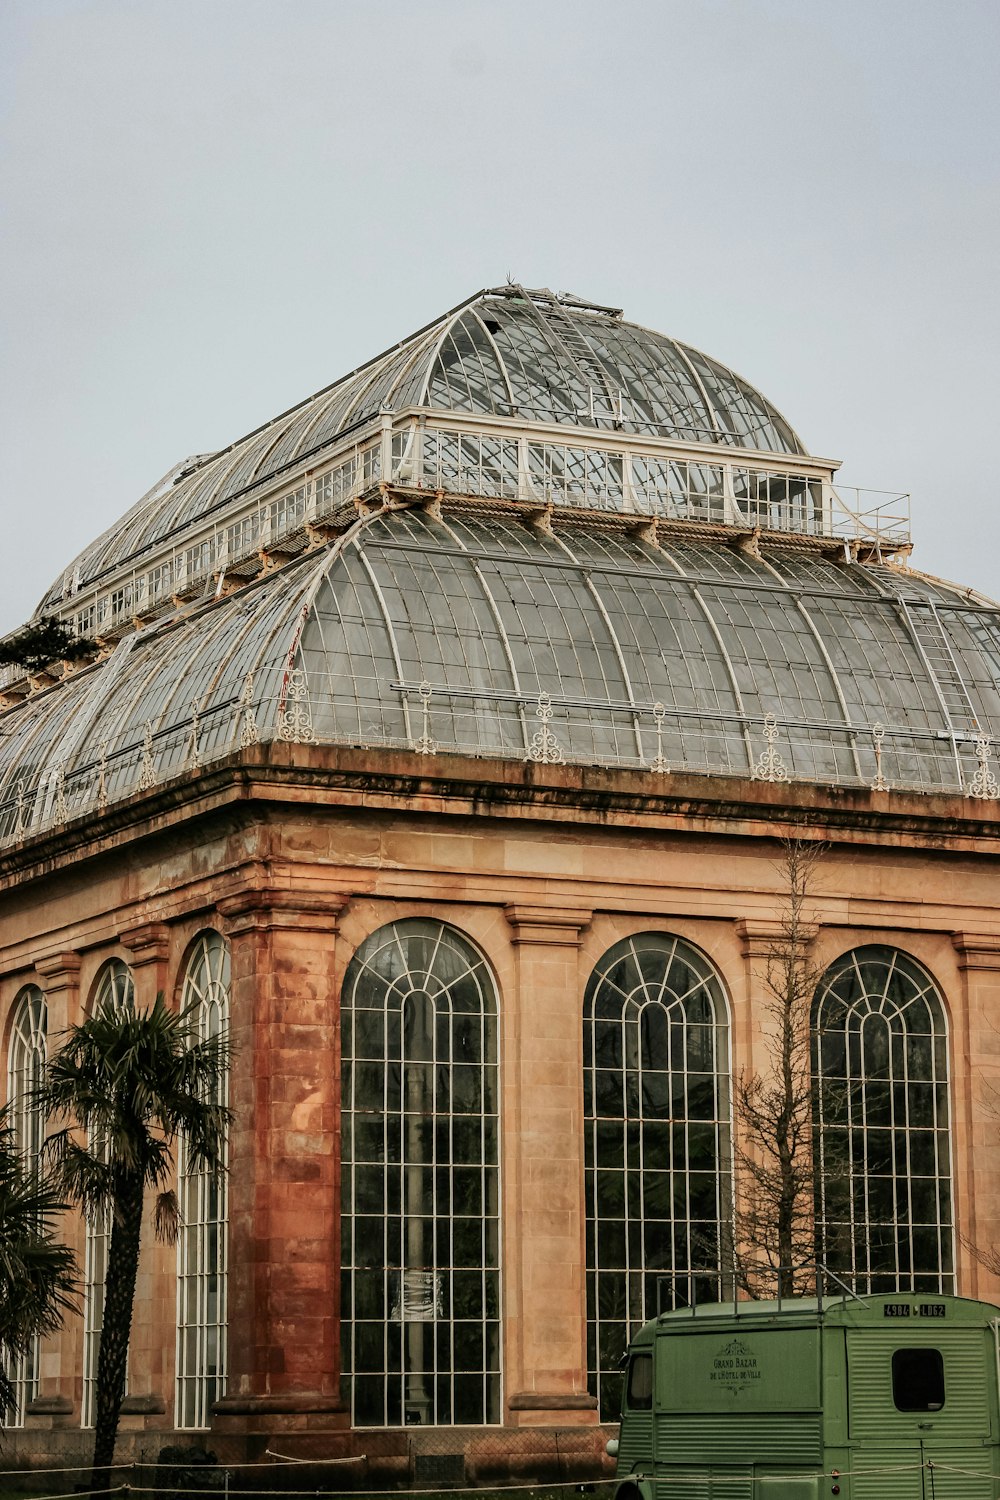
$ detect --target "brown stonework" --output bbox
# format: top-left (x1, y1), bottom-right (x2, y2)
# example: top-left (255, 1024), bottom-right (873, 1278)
top-left (503, 903), bottom-right (593, 1426)
top-left (0, 746), bottom-right (997, 1467)
top-left (215, 888), bottom-right (347, 1432)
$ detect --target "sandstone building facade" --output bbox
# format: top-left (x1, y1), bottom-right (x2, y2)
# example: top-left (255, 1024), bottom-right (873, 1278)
top-left (1, 286), bottom-right (998, 1469)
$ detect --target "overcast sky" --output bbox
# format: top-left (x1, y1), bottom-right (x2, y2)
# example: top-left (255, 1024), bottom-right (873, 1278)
top-left (1, 0), bottom-right (998, 635)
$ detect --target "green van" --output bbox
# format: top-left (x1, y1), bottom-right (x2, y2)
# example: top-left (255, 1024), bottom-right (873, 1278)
top-left (609, 1292), bottom-right (1000, 1499)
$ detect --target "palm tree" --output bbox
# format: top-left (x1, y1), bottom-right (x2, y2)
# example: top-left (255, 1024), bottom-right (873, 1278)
top-left (39, 992), bottom-right (230, 1489)
top-left (0, 1108), bottom-right (77, 1424)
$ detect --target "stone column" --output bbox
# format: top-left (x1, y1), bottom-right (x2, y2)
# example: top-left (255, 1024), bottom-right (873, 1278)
top-left (503, 904), bottom-right (596, 1427)
top-left (214, 888), bottom-right (346, 1439)
top-left (28, 952), bottom-right (83, 1428)
top-left (952, 934), bottom-right (1000, 1299)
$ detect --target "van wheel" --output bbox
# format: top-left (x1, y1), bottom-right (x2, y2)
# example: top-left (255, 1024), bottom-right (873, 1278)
top-left (615, 1484), bottom-right (642, 1500)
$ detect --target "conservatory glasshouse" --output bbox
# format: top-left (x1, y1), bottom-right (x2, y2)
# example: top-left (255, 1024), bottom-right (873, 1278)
top-left (0, 284), bottom-right (998, 1474)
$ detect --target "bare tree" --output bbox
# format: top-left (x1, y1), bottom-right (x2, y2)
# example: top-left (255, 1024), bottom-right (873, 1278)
top-left (732, 837), bottom-right (827, 1299)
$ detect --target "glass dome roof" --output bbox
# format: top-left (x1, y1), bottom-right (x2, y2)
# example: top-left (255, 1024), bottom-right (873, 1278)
top-left (36, 287), bottom-right (805, 612)
top-left (3, 504), bottom-right (999, 841)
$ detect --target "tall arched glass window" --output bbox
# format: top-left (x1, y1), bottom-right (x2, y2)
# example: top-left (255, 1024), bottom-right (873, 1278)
top-left (584, 933), bottom-right (730, 1419)
top-left (812, 946), bottom-right (954, 1294)
top-left (341, 919), bottom-right (500, 1427)
top-left (83, 959), bottom-right (134, 1429)
top-left (4, 986), bottom-right (47, 1426)
top-left (176, 931), bottom-right (230, 1429)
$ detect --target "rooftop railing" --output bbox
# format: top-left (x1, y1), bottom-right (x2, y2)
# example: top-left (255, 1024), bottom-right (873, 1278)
top-left (1, 411), bottom-right (914, 693)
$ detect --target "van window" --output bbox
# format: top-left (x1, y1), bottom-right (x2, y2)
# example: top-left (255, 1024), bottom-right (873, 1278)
top-left (626, 1353), bottom-right (653, 1410)
top-left (892, 1348), bottom-right (944, 1411)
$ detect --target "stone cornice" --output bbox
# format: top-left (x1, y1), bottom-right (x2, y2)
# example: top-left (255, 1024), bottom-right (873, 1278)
top-left (952, 933), bottom-right (1000, 972)
top-left (0, 743), bottom-right (998, 893)
top-left (737, 918), bottom-right (820, 960)
top-left (33, 950), bottom-right (83, 993)
top-left (504, 904), bottom-right (592, 946)
top-left (119, 922), bottom-right (171, 969)
top-left (217, 888), bottom-right (346, 937)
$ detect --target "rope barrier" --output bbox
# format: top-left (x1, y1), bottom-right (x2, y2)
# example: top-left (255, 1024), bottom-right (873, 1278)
top-left (2, 1457), bottom-right (997, 1497)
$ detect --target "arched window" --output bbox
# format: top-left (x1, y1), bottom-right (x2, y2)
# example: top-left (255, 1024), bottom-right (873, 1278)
top-left (584, 933), bottom-right (730, 1419)
top-left (341, 919), bottom-right (500, 1427)
top-left (812, 946), bottom-right (954, 1294)
top-left (176, 931), bottom-right (230, 1429)
top-left (83, 960), bottom-right (134, 1429)
top-left (4, 986), bottom-right (47, 1426)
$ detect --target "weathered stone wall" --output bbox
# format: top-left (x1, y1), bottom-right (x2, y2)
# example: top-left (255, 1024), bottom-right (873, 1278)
top-left (0, 744), bottom-right (997, 1464)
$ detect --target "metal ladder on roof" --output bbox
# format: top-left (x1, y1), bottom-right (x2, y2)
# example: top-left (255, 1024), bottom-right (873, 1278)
top-left (898, 597), bottom-right (980, 733)
top-left (528, 290), bottom-right (626, 422)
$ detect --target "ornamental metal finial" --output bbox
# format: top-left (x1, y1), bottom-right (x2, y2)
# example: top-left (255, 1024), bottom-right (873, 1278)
top-left (526, 692), bottom-right (565, 765)
top-left (752, 712), bottom-right (790, 783)
top-left (871, 721), bottom-right (889, 792)
top-left (969, 734), bottom-right (999, 800)
top-left (189, 698), bottom-right (203, 771)
top-left (413, 680), bottom-right (435, 755)
top-left (238, 671), bottom-right (259, 748)
top-left (648, 701), bottom-right (669, 775)
top-left (53, 762), bottom-right (68, 826)
top-left (97, 740), bottom-right (109, 812)
top-left (137, 720), bottom-right (157, 791)
top-left (277, 667), bottom-right (317, 744)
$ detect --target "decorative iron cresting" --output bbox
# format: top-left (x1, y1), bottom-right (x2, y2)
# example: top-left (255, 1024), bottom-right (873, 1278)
top-left (871, 722), bottom-right (889, 792)
top-left (751, 712), bottom-right (790, 783)
top-left (237, 672), bottom-right (259, 748)
top-left (648, 701), bottom-right (670, 775)
top-left (969, 735), bottom-right (999, 801)
top-left (276, 668), bottom-right (317, 744)
top-left (96, 740), bottom-right (109, 813)
top-left (137, 720), bottom-right (156, 791)
top-left (412, 680), bottom-right (435, 755)
top-left (526, 692), bottom-right (565, 765)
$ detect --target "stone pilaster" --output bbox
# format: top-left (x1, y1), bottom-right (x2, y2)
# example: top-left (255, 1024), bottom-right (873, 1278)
top-left (214, 888), bottom-right (347, 1434)
top-left (952, 933), bottom-right (1000, 1300)
top-left (503, 904), bottom-right (597, 1426)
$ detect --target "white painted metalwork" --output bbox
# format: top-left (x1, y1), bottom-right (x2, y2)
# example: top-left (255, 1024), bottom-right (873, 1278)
top-left (276, 668), bottom-right (316, 744)
top-left (96, 740), bottom-right (109, 812)
top-left (970, 735), bottom-right (999, 800)
top-left (871, 722), bottom-right (889, 792)
top-left (236, 672), bottom-right (259, 748)
top-left (0, 292), bottom-right (997, 836)
top-left (137, 720), bottom-right (156, 791)
top-left (412, 680), bottom-right (434, 755)
top-left (752, 713), bottom-right (790, 783)
top-left (53, 762), bottom-right (68, 825)
top-left (176, 932), bottom-right (229, 1430)
top-left (3, 987), bottom-right (47, 1428)
top-left (583, 933), bottom-right (731, 1420)
top-left (526, 692), bottom-right (564, 765)
top-left (188, 700), bottom-right (202, 771)
top-left (812, 946), bottom-right (954, 1296)
top-left (340, 919), bottom-right (501, 1427)
top-left (648, 702), bottom-right (669, 774)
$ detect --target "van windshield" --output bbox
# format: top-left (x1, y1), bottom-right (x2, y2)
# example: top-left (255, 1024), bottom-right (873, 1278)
top-left (627, 1353), bottom-right (653, 1410)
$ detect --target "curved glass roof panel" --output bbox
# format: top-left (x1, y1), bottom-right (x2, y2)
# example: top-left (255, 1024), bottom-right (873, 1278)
top-left (36, 289), bottom-right (808, 612)
top-left (4, 504), bottom-right (1000, 841)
